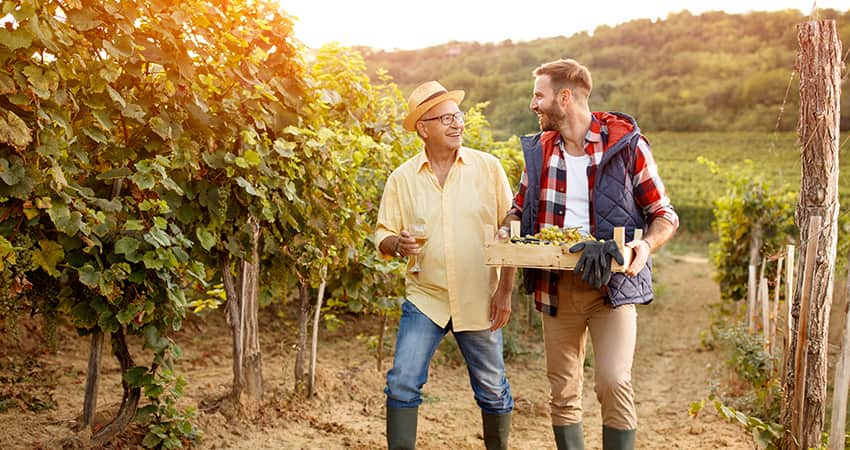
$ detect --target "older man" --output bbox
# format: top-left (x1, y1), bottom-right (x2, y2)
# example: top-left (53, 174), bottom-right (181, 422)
top-left (375, 81), bottom-right (515, 450)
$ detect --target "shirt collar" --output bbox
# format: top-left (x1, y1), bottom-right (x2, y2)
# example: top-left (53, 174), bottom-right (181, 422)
top-left (416, 147), bottom-right (470, 172)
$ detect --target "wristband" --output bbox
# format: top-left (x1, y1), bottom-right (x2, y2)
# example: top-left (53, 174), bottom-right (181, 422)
top-left (499, 225), bottom-right (511, 235)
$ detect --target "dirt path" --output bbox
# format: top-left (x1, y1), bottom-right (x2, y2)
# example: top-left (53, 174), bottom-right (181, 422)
top-left (0, 250), bottom-right (752, 449)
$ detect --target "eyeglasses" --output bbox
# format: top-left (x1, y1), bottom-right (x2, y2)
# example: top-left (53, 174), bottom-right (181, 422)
top-left (420, 111), bottom-right (464, 126)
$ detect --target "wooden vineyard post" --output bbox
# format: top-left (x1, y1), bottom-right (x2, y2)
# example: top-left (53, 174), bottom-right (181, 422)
top-left (780, 17), bottom-right (842, 450)
top-left (308, 267), bottom-right (328, 397)
top-left (829, 265), bottom-right (850, 450)
top-left (760, 276), bottom-right (770, 353)
top-left (748, 266), bottom-right (757, 332)
top-left (80, 331), bottom-right (104, 432)
top-left (759, 256), bottom-right (768, 333)
top-left (785, 245), bottom-right (795, 359)
top-left (791, 215), bottom-right (821, 444)
top-left (770, 256), bottom-right (783, 358)
top-left (748, 223), bottom-right (762, 332)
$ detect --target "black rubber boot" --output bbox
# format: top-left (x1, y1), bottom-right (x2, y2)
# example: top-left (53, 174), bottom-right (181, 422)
top-left (553, 422), bottom-right (585, 450)
top-left (602, 425), bottom-right (636, 450)
top-left (386, 406), bottom-right (418, 450)
top-left (481, 411), bottom-right (511, 450)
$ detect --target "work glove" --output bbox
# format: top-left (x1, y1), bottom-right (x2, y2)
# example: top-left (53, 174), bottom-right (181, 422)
top-left (568, 240), bottom-right (624, 289)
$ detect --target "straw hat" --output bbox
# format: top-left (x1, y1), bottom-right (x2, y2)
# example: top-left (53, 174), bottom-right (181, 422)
top-left (403, 81), bottom-right (465, 131)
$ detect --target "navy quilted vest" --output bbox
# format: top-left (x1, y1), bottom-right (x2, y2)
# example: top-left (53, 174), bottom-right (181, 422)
top-left (519, 112), bottom-right (653, 306)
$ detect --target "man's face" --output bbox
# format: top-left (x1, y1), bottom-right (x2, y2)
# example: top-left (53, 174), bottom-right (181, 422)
top-left (530, 75), bottom-right (565, 132)
top-left (419, 100), bottom-right (464, 150)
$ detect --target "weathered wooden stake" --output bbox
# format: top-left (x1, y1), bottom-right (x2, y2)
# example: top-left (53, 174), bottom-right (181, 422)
top-left (785, 245), bottom-right (795, 358)
top-left (760, 276), bottom-right (770, 351)
top-left (770, 256), bottom-right (783, 358)
top-left (308, 267), bottom-right (328, 397)
top-left (748, 264), bottom-right (757, 332)
top-left (780, 17), bottom-right (842, 450)
top-left (791, 216), bottom-right (821, 446)
top-left (80, 331), bottom-right (103, 431)
top-left (828, 258), bottom-right (850, 450)
top-left (748, 223), bottom-right (762, 332)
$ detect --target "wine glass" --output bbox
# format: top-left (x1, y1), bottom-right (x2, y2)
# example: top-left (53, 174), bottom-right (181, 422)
top-left (407, 221), bottom-right (427, 273)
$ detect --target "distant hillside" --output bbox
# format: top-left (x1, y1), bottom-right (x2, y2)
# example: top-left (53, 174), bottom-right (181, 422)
top-left (361, 9), bottom-right (850, 140)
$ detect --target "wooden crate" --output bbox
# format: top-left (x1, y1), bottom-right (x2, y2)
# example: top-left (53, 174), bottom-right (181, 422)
top-left (484, 221), bottom-right (639, 272)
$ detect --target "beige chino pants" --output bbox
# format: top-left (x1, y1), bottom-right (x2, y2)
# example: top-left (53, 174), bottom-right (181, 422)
top-left (541, 273), bottom-right (638, 430)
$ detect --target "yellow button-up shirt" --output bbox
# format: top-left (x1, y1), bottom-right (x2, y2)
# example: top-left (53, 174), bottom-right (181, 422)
top-left (375, 147), bottom-right (513, 331)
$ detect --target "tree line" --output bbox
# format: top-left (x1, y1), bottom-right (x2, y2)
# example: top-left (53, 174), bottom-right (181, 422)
top-left (361, 8), bottom-right (850, 140)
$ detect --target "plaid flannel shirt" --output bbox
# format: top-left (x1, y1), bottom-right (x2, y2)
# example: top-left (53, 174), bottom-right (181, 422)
top-left (508, 114), bottom-right (678, 315)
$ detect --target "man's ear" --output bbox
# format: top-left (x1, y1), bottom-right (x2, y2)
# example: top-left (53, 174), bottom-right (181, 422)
top-left (416, 121), bottom-right (428, 139)
top-left (559, 88), bottom-right (572, 107)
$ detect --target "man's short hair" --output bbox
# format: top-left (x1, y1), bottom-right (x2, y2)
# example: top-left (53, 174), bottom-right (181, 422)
top-left (533, 59), bottom-right (592, 98)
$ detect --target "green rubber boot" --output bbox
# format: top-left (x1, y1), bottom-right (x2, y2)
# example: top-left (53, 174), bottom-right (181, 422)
top-left (386, 406), bottom-right (418, 450)
top-left (481, 411), bottom-right (511, 450)
top-left (602, 425), bottom-right (636, 450)
top-left (553, 422), bottom-right (584, 450)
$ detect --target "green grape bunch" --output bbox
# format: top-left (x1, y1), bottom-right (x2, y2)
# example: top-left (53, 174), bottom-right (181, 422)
top-left (532, 226), bottom-right (593, 245)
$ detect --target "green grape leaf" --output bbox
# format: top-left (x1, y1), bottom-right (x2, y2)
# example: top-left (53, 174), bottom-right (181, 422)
top-left (125, 220), bottom-right (145, 231)
top-left (244, 150), bottom-right (261, 165)
top-left (144, 229), bottom-right (171, 248)
top-left (32, 239), bottom-right (64, 277)
top-left (124, 366), bottom-right (150, 387)
top-left (0, 27), bottom-right (33, 51)
top-left (48, 203), bottom-right (84, 235)
top-left (130, 171), bottom-right (156, 190)
top-left (70, 302), bottom-right (98, 330)
top-left (235, 176), bottom-right (261, 196)
top-left (114, 237), bottom-right (141, 256)
top-left (196, 226), bottom-right (216, 251)
top-left (142, 251), bottom-right (164, 269)
top-left (143, 325), bottom-right (170, 352)
top-left (78, 264), bottom-right (101, 288)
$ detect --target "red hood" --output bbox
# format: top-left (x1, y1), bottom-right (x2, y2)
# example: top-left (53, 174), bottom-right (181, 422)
top-left (594, 111), bottom-right (635, 147)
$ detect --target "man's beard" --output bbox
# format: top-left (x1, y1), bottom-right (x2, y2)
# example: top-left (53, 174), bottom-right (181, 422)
top-left (538, 104), bottom-right (565, 131)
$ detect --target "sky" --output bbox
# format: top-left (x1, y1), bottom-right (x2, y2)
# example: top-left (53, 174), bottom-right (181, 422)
top-left (283, 0), bottom-right (848, 51)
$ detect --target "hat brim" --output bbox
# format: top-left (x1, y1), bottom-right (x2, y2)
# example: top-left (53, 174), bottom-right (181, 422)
top-left (403, 90), bottom-right (465, 131)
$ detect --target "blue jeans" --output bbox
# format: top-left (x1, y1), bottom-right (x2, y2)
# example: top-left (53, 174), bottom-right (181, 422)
top-left (385, 300), bottom-right (513, 415)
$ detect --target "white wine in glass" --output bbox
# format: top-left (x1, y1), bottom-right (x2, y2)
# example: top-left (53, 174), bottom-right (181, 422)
top-left (408, 221), bottom-right (427, 273)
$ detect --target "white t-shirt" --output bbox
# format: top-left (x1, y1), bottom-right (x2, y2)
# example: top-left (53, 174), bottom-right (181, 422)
top-left (563, 152), bottom-right (591, 235)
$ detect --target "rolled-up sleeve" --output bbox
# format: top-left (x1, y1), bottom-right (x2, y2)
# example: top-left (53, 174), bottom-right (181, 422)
top-left (633, 138), bottom-right (679, 229)
top-left (507, 167), bottom-right (528, 217)
top-left (375, 172), bottom-right (402, 259)
top-left (495, 162), bottom-right (513, 222)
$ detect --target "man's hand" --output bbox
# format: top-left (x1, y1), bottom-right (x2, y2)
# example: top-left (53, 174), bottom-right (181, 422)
top-left (396, 231), bottom-right (421, 256)
top-left (624, 239), bottom-right (651, 276)
top-left (489, 286), bottom-right (512, 331)
top-left (568, 240), bottom-right (624, 288)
